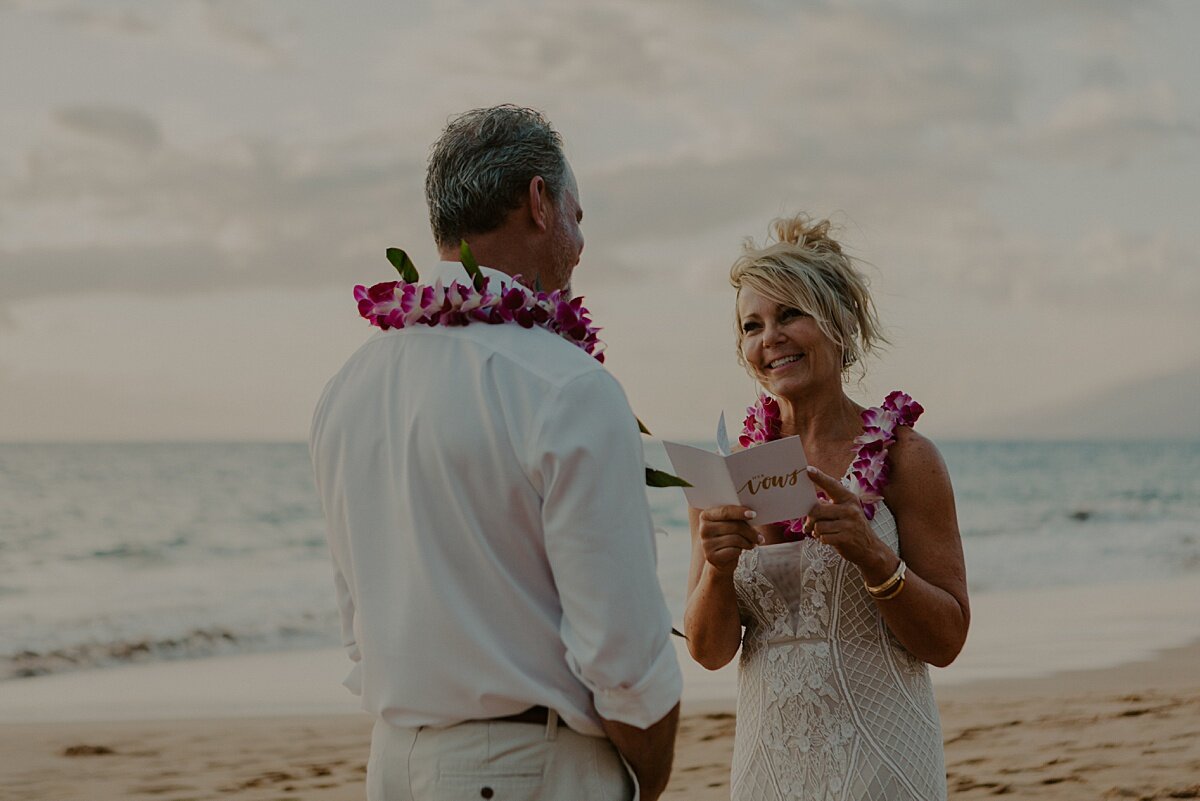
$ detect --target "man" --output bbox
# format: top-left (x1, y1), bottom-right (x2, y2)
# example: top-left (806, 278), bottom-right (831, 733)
top-left (310, 105), bottom-right (682, 801)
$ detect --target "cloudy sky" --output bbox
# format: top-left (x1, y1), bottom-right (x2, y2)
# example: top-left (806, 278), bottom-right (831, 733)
top-left (1, 0), bottom-right (1197, 442)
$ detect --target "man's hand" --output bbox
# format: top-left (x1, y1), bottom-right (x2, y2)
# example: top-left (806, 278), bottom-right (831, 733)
top-left (600, 703), bottom-right (680, 801)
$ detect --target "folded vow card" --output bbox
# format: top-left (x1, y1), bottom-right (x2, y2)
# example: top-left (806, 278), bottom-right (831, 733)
top-left (662, 435), bottom-right (817, 525)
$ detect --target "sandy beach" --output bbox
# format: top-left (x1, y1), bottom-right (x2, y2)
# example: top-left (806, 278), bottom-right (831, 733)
top-left (4, 574), bottom-right (1199, 800)
top-left (2, 637), bottom-right (1198, 801)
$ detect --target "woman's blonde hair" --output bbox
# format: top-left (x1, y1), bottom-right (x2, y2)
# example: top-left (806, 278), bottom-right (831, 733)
top-left (730, 214), bottom-right (887, 379)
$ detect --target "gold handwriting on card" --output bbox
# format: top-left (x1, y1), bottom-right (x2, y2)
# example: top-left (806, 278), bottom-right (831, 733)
top-left (738, 469), bottom-right (804, 495)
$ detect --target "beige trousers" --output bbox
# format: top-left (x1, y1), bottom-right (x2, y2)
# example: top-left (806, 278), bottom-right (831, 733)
top-left (367, 711), bottom-right (637, 801)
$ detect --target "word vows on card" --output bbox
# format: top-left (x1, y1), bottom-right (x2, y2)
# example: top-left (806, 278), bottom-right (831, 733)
top-left (662, 436), bottom-right (817, 525)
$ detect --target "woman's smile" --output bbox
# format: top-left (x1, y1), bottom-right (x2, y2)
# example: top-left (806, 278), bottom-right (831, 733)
top-left (765, 353), bottom-right (806, 371)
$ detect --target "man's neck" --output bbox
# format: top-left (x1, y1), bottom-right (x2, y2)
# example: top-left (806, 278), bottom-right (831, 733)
top-left (438, 243), bottom-right (549, 290)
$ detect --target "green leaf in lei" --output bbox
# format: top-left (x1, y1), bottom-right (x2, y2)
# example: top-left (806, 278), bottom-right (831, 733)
top-left (459, 239), bottom-right (486, 291)
top-left (385, 248), bottom-right (420, 283)
top-left (645, 467), bottom-right (692, 488)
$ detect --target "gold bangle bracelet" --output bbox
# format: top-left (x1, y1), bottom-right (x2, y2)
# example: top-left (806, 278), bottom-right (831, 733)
top-left (865, 558), bottom-right (906, 596)
top-left (872, 577), bottom-right (907, 601)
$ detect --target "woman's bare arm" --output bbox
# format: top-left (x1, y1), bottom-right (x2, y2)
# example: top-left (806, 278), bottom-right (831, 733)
top-left (683, 505), bottom-right (754, 670)
top-left (872, 428), bottom-right (970, 666)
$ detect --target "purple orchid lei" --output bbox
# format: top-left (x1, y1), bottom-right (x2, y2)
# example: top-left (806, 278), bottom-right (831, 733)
top-left (354, 277), bottom-right (605, 363)
top-left (739, 390), bottom-right (924, 540)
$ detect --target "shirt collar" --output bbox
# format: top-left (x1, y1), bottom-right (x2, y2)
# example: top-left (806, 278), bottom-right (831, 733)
top-left (430, 260), bottom-right (516, 287)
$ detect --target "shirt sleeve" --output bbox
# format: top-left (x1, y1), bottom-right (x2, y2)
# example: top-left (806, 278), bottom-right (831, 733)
top-left (530, 369), bottom-right (683, 728)
top-left (331, 559), bottom-right (363, 695)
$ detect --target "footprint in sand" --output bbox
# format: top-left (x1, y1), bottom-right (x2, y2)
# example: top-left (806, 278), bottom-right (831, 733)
top-left (62, 744), bottom-right (116, 756)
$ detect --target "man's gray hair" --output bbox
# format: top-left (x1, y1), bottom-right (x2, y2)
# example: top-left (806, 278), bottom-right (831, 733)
top-left (425, 105), bottom-right (568, 249)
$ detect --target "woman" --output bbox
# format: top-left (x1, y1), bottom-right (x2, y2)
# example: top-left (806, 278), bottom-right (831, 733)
top-left (684, 215), bottom-right (969, 801)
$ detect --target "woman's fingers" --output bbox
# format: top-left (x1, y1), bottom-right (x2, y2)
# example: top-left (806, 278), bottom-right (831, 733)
top-left (702, 534), bottom-right (756, 574)
top-left (703, 534), bottom-right (756, 554)
top-left (810, 519), bottom-right (850, 539)
top-left (700, 520), bottom-right (758, 547)
top-left (699, 505), bottom-right (760, 547)
top-left (805, 500), bottom-right (855, 537)
top-left (698, 506), bottom-right (760, 573)
top-left (699, 505), bottom-right (757, 523)
top-left (798, 474), bottom-right (892, 567)
top-left (806, 502), bottom-right (846, 521)
top-left (804, 466), bottom-right (858, 503)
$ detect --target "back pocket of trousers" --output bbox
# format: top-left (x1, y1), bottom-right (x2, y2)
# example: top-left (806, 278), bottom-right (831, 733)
top-left (435, 769), bottom-right (544, 801)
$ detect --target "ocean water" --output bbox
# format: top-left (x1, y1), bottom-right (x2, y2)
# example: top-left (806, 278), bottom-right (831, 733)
top-left (0, 440), bottom-right (1197, 682)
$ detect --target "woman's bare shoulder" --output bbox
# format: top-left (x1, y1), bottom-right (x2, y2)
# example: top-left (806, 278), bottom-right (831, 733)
top-left (890, 425), bottom-right (942, 464)
top-left (885, 426), bottom-right (953, 501)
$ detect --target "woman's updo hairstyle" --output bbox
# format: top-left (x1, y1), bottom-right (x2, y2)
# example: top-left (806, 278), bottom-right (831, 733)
top-left (730, 213), bottom-right (887, 379)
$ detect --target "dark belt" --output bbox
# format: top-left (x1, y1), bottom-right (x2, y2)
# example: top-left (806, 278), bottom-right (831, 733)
top-left (491, 705), bottom-right (556, 727)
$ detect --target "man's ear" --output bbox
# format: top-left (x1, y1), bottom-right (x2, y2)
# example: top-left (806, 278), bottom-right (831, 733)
top-left (527, 175), bottom-right (551, 232)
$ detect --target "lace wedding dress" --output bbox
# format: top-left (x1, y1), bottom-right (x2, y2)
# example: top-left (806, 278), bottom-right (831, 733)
top-left (730, 498), bottom-right (946, 800)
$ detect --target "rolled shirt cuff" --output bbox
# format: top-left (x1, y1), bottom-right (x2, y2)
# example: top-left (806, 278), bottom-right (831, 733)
top-left (342, 662), bottom-right (363, 696)
top-left (590, 640), bottom-right (682, 729)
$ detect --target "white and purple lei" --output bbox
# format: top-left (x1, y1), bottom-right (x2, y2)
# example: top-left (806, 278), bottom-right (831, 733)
top-left (354, 277), bottom-right (605, 363)
top-left (739, 390), bottom-right (924, 540)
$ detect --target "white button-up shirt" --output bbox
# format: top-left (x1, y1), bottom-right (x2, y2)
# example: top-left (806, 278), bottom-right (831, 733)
top-left (310, 262), bottom-right (681, 736)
